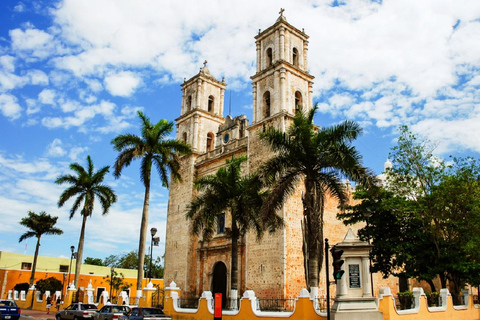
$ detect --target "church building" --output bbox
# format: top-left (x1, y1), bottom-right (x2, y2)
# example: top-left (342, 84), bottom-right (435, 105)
top-left (164, 11), bottom-right (393, 300)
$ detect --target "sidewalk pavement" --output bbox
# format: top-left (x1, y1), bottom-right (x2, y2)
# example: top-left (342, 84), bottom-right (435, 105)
top-left (20, 309), bottom-right (55, 320)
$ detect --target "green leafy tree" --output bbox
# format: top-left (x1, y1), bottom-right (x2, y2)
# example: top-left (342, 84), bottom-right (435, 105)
top-left (104, 270), bottom-right (132, 299)
top-left (101, 251), bottom-right (164, 278)
top-left (259, 105), bottom-right (375, 290)
top-left (14, 283), bottom-right (30, 292)
top-left (56, 155), bottom-right (117, 289)
top-left (425, 157), bottom-right (480, 291)
top-left (338, 186), bottom-right (437, 290)
top-left (35, 277), bottom-right (63, 295)
top-left (116, 251), bottom-right (141, 269)
top-left (111, 111), bottom-right (191, 291)
top-left (19, 211), bottom-right (63, 285)
top-left (103, 255), bottom-right (118, 267)
top-left (340, 126), bottom-right (480, 293)
top-left (187, 156), bottom-right (282, 297)
top-left (84, 257), bottom-right (105, 266)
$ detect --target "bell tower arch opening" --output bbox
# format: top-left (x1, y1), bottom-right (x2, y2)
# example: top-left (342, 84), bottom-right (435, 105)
top-left (263, 91), bottom-right (271, 118)
top-left (211, 261), bottom-right (227, 308)
top-left (208, 95), bottom-right (215, 113)
top-left (295, 91), bottom-right (303, 114)
top-left (292, 47), bottom-right (299, 67)
top-left (206, 132), bottom-right (214, 151)
top-left (266, 47), bottom-right (273, 68)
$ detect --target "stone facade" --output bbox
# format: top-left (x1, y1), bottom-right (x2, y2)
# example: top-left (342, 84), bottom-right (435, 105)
top-left (164, 12), bottom-right (395, 300)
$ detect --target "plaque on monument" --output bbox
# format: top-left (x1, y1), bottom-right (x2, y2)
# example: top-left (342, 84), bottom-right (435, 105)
top-left (349, 264), bottom-right (361, 288)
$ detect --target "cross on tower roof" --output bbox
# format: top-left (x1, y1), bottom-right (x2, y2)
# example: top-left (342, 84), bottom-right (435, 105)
top-left (279, 8), bottom-right (285, 16)
top-left (203, 60), bottom-right (208, 68)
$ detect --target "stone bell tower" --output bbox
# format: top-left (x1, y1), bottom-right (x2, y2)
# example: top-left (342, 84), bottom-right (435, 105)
top-left (177, 61), bottom-right (226, 154)
top-left (164, 62), bottom-right (226, 295)
top-left (245, 10), bottom-right (316, 299)
top-left (250, 9), bottom-right (314, 127)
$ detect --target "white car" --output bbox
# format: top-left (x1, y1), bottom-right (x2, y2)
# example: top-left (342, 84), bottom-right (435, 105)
top-left (56, 303), bottom-right (98, 320)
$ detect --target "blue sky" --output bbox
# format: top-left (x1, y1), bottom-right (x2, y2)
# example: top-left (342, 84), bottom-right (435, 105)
top-left (1, 0), bottom-right (480, 265)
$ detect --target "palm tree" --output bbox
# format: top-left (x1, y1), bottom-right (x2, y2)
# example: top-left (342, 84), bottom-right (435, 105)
top-left (19, 211), bottom-right (63, 286)
top-left (186, 156), bottom-right (282, 300)
top-left (111, 111), bottom-right (191, 291)
top-left (56, 155), bottom-right (117, 289)
top-left (259, 105), bottom-right (375, 291)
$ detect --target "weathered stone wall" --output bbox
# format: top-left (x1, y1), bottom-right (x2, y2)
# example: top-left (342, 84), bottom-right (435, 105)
top-left (164, 155), bottom-right (197, 295)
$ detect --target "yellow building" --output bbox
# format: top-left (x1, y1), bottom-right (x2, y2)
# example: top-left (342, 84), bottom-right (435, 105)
top-left (0, 251), bottom-right (162, 301)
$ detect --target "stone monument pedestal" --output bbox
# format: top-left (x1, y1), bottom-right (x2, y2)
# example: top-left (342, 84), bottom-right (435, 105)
top-left (331, 229), bottom-right (383, 320)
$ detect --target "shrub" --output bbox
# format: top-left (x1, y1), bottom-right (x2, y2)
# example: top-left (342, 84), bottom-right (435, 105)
top-left (35, 277), bottom-right (62, 295)
top-left (13, 283), bottom-right (29, 292)
top-left (397, 291), bottom-right (414, 310)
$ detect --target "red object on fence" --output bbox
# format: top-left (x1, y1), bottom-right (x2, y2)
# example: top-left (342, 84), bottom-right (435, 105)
top-left (214, 293), bottom-right (222, 320)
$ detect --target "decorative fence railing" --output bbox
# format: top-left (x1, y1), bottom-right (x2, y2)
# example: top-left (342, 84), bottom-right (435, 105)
top-left (426, 292), bottom-right (442, 307)
top-left (451, 294), bottom-right (466, 306)
top-left (177, 298), bottom-right (200, 309)
top-left (255, 298), bottom-right (296, 312)
top-left (151, 287), bottom-right (164, 308)
top-left (395, 294), bottom-right (415, 310)
top-left (71, 291), bottom-right (80, 303)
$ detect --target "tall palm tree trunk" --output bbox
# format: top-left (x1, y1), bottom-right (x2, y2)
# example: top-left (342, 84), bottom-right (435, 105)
top-left (29, 236), bottom-right (41, 286)
top-left (137, 180), bottom-right (150, 291)
top-left (304, 180), bottom-right (323, 290)
top-left (230, 223), bottom-right (239, 309)
top-left (231, 226), bottom-right (239, 292)
top-left (74, 214), bottom-right (88, 289)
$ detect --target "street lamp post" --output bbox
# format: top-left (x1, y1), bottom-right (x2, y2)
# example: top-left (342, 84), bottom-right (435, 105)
top-left (110, 267), bottom-right (114, 302)
top-left (67, 246), bottom-right (75, 289)
top-left (62, 273), bottom-right (66, 298)
top-left (149, 228), bottom-right (157, 282)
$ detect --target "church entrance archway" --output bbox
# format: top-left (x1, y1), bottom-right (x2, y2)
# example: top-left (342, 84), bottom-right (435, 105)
top-left (211, 261), bottom-right (227, 308)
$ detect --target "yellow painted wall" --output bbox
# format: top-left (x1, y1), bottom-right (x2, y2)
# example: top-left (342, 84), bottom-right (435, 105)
top-left (0, 251), bottom-right (163, 301)
top-left (163, 286), bottom-right (480, 320)
top-left (378, 294), bottom-right (480, 320)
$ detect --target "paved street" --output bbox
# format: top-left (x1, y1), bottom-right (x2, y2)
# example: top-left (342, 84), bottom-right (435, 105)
top-left (20, 309), bottom-right (55, 320)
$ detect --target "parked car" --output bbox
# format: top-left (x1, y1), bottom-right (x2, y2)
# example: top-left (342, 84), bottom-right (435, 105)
top-left (119, 307), bottom-right (170, 320)
top-left (56, 303), bottom-right (98, 320)
top-left (93, 305), bottom-right (131, 320)
top-left (0, 300), bottom-right (21, 320)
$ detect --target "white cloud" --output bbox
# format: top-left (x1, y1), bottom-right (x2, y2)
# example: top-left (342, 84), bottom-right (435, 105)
top-left (10, 28), bottom-right (55, 59)
top-left (26, 98), bottom-right (40, 115)
top-left (104, 71), bottom-right (141, 97)
top-left (46, 139), bottom-right (67, 157)
top-left (42, 100), bottom-right (117, 130)
top-left (0, 93), bottom-right (22, 119)
top-left (13, 3), bottom-right (25, 13)
top-left (84, 78), bottom-right (103, 92)
top-left (2, 0), bottom-right (480, 157)
top-left (38, 89), bottom-right (56, 105)
top-left (27, 70), bottom-right (49, 85)
top-left (69, 146), bottom-right (88, 161)
top-left (0, 56), bottom-right (15, 73)
top-left (0, 154), bottom-right (56, 175)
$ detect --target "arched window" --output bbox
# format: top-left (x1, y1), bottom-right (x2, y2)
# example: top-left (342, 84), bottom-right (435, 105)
top-left (206, 132), bottom-right (214, 151)
top-left (292, 48), bottom-right (299, 67)
top-left (186, 95), bottom-right (192, 112)
top-left (182, 132), bottom-right (187, 142)
top-left (295, 91), bottom-right (303, 114)
top-left (263, 91), bottom-right (271, 118)
top-left (217, 213), bottom-right (225, 234)
top-left (208, 95), bottom-right (214, 113)
top-left (266, 48), bottom-right (273, 67)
